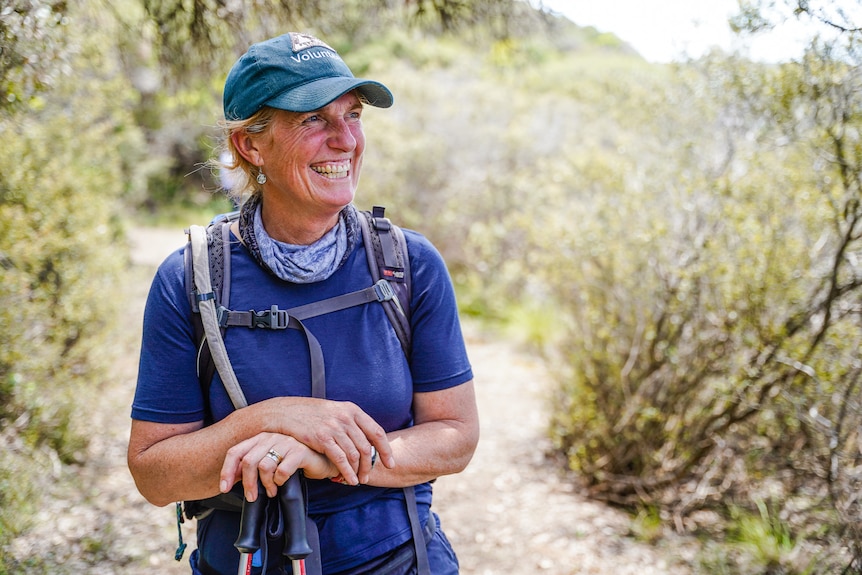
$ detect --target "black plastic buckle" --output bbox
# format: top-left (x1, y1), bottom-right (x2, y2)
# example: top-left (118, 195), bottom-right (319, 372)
top-left (372, 216), bottom-right (391, 232)
top-left (251, 305), bottom-right (289, 329)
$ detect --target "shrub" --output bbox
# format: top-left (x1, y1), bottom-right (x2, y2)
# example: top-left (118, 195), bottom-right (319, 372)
top-left (540, 47), bottom-right (862, 566)
top-left (0, 0), bottom-right (148, 562)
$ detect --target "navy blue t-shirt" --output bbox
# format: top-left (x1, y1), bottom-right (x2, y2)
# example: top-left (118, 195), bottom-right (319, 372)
top-left (132, 225), bottom-right (473, 574)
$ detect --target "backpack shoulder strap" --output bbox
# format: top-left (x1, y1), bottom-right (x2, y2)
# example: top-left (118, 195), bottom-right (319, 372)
top-left (358, 206), bottom-right (412, 357)
top-left (185, 214), bottom-right (242, 416)
top-left (185, 217), bottom-right (235, 315)
top-left (188, 223), bottom-right (248, 411)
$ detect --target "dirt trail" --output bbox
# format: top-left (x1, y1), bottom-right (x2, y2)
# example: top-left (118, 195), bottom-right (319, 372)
top-left (9, 226), bottom-right (695, 574)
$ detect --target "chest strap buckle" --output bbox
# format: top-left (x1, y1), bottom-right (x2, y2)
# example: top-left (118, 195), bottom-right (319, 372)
top-left (251, 305), bottom-right (289, 330)
top-left (373, 279), bottom-right (395, 302)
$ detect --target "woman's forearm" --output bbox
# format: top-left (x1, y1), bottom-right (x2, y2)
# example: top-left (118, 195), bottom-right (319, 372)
top-left (128, 403), bottom-right (276, 506)
top-left (364, 381), bottom-right (480, 488)
top-left (364, 418), bottom-right (479, 488)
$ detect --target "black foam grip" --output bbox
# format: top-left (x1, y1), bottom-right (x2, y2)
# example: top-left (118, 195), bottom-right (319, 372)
top-left (279, 473), bottom-right (312, 560)
top-left (234, 482), bottom-right (267, 554)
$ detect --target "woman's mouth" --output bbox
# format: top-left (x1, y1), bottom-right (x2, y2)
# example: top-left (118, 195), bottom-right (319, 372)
top-left (311, 160), bottom-right (350, 179)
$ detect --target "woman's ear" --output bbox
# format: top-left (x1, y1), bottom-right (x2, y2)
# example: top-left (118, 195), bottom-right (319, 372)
top-left (231, 131), bottom-right (263, 167)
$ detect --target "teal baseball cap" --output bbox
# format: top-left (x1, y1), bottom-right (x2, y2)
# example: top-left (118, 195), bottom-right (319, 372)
top-left (223, 32), bottom-right (393, 120)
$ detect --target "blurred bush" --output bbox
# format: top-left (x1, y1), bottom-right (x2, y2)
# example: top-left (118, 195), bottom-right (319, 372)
top-left (485, 19), bottom-right (861, 573)
top-left (0, 0), bottom-right (150, 560)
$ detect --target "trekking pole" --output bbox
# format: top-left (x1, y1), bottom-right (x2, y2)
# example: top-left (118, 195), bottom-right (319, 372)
top-left (278, 471), bottom-right (313, 574)
top-left (234, 473), bottom-right (313, 575)
top-left (234, 480), bottom-right (267, 575)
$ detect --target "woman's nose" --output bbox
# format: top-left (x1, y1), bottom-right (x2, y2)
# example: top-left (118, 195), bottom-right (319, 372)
top-left (328, 120), bottom-right (358, 151)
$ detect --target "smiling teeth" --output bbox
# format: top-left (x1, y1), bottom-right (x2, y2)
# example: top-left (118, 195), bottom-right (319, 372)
top-left (312, 162), bottom-right (350, 178)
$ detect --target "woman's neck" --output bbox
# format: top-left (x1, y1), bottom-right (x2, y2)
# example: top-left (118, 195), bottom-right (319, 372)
top-left (259, 199), bottom-right (343, 245)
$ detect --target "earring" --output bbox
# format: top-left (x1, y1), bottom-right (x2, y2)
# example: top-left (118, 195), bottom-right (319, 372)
top-left (256, 170), bottom-right (267, 185)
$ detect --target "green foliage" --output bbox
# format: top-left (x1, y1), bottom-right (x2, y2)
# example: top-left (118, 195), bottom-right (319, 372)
top-left (694, 500), bottom-right (823, 574)
top-left (545, 49), bottom-right (859, 493)
top-left (0, 0), bottom-right (150, 564)
top-left (728, 500), bottom-right (797, 571)
top-left (140, 0), bottom-right (521, 81)
top-left (0, 0), bottom-right (71, 112)
top-left (0, 458), bottom-right (43, 574)
top-left (523, 6), bottom-right (862, 567)
top-left (631, 505), bottom-right (665, 545)
top-left (347, 28), bottom-right (470, 73)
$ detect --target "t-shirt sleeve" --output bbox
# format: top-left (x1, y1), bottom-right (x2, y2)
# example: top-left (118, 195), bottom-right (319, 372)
top-left (404, 231), bottom-right (473, 392)
top-left (131, 247), bottom-right (206, 423)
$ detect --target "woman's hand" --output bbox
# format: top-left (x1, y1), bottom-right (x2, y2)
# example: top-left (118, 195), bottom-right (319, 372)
top-left (220, 432), bottom-right (338, 501)
top-left (264, 397), bottom-right (394, 486)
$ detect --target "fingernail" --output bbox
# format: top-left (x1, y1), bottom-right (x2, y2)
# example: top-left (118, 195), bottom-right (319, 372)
top-left (220, 480), bottom-right (228, 493)
top-left (245, 490), bottom-right (254, 502)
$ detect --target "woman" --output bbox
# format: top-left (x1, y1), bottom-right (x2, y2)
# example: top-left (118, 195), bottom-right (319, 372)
top-left (127, 32), bottom-right (479, 575)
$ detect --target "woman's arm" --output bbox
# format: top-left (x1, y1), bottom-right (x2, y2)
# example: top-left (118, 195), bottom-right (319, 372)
top-left (367, 380), bottom-right (479, 487)
top-left (128, 396), bottom-right (393, 507)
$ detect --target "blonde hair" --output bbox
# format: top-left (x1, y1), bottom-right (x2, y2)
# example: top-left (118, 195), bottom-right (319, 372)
top-left (212, 106), bottom-right (278, 204)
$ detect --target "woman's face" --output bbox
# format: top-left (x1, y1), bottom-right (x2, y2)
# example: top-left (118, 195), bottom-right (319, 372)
top-left (253, 91), bottom-right (366, 216)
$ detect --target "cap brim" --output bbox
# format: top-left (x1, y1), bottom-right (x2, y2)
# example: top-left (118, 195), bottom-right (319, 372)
top-left (265, 76), bottom-right (393, 113)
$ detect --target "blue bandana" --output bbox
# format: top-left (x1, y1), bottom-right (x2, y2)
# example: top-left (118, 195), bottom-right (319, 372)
top-left (238, 195), bottom-right (360, 283)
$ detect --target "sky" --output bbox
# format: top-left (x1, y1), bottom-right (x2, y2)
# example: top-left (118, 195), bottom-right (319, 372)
top-left (533, 0), bottom-right (823, 63)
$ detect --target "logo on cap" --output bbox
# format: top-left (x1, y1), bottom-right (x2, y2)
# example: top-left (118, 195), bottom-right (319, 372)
top-left (290, 33), bottom-right (335, 54)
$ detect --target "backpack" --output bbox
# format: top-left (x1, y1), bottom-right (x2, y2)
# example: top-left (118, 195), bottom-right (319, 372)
top-left (177, 205), bottom-right (432, 575)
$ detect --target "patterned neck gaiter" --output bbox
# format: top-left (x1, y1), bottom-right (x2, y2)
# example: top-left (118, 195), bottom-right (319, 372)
top-left (238, 194), bottom-right (360, 284)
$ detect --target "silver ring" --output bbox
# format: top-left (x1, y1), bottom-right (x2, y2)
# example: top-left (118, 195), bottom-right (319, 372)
top-left (370, 446), bottom-right (377, 469)
top-left (266, 448), bottom-right (283, 464)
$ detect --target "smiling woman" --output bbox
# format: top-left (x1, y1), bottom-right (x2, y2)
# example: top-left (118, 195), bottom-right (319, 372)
top-left (127, 32), bottom-right (478, 575)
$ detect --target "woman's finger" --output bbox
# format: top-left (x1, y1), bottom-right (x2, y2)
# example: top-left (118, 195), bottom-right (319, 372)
top-left (220, 435), bottom-right (258, 493)
top-left (258, 444), bottom-right (285, 498)
top-left (301, 404), bottom-right (392, 485)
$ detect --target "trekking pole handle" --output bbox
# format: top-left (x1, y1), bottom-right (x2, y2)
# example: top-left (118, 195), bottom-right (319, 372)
top-left (234, 480), bottom-right (267, 554)
top-left (279, 472), bottom-right (312, 560)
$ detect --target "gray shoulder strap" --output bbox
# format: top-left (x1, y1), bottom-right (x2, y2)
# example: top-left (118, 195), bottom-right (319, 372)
top-left (189, 224), bottom-right (248, 410)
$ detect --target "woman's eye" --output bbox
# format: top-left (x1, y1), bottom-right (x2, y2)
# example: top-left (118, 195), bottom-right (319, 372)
top-left (303, 114), bottom-right (321, 124)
